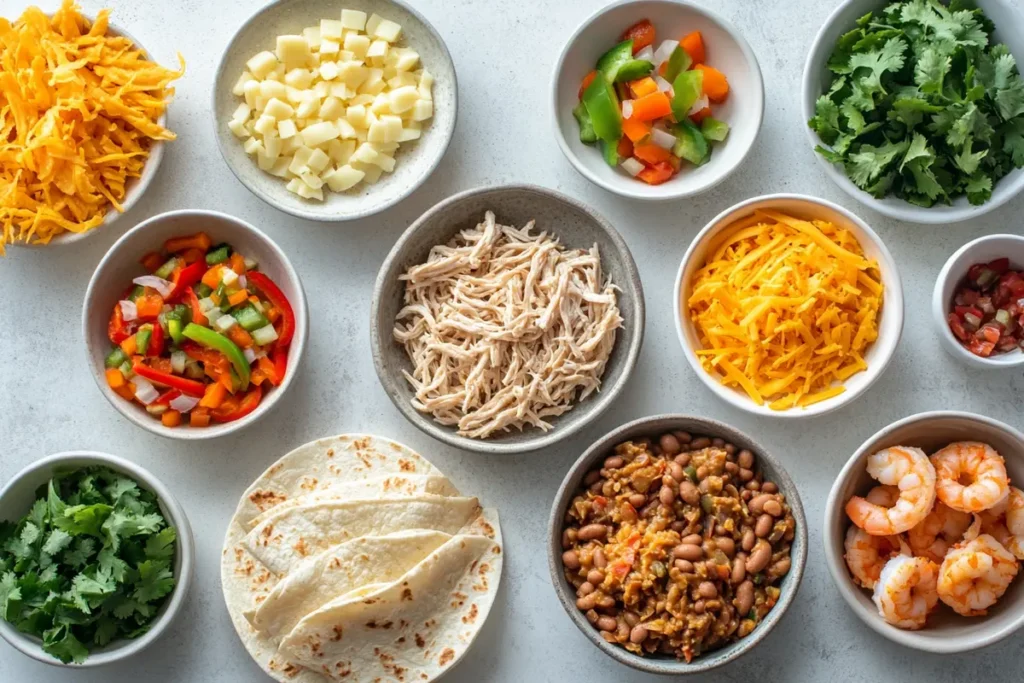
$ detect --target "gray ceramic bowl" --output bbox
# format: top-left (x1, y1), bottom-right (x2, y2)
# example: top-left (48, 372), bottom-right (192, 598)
top-left (823, 411), bottom-right (1024, 653)
top-left (0, 451), bottom-right (194, 667)
top-left (547, 415), bottom-right (807, 674)
top-left (83, 210), bottom-right (309, 440)
top-left (370, 184), bottom-right (645, 454)
top-left (212, 0), bottom-right (456, 221)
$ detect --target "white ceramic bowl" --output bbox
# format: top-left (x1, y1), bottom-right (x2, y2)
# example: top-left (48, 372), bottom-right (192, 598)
top-left (0, 451), bottom-right (194, 667)
top-left (551, 0), bottom-right (763, 200)
top-left (802, 0), bottom-right (1024, 224)
top-left (823, 412), bottom-right (1024, 653)
top-left (19, 18), bottom-right (166, 249)
top-left (212, 0), bottom-right (456, 221)
top-left (932, 234), bottom-right (1024, 369)
top-left (673, 194), bottom-right (904, 418)
top-left (82, 210), bottom-right (309, 439)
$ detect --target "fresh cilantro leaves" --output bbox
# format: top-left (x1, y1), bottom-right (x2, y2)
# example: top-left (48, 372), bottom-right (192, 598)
top-left (808, 0), bottom-right (1024, 206)
top-left (0, 467), bottom-right (177, 664)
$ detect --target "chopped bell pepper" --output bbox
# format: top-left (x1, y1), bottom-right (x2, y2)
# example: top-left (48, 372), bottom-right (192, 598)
top-left (182, 323), bottom-right (250, 390)
top-left (671, 69), bottom-right (703, 122)
top-left (212, 385), bottom-right (263, 423)
top-left (105, 347), bottom-right (129, 369)
top-left (582, 76), bottom-right (622, 149)
top-left (136, 325), bottom-right (153, 356)
top-left (168, 260), bottom-right (207, 302)
top-left (165, 232), bottom-right (212, 254)
top-left (621, 19), bottom-right (656, 54)
top-left (673, 119), bottom-right (709, 165)
top-left (108, 305), bottom-right (134, 344)
top-left (664, 45), bottom-right (692, 82)
top-left (596, 39), bottom-right (653, 83)
top-left (246, 273), bottom-right (295, 347)
top-left (205, 244), bottom-right (231, 266)
top-left (131, 360), bottom-right (207, 397)
top-left (573, 102), bottom-right (598, 144)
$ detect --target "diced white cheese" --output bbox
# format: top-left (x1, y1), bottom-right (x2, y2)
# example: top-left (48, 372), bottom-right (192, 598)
top-left (313, 80), bottom-right (331, 98)
top-left (345, 104), bottom-right (367, 128)
top-left (411, 99), bottom-right (432, 122)
top-left (276, 35), bottom-right (311, 70)
top-left (387, 73), bottom-right (417, 90)
top-left (341, 9), bottom-right (367, 31)
top-left (260, 79), bottom-right (288, 101)
top-left (306, 147), bottom-right (331, 173)
top-left (350, 142), bottom-right (379, 164)
top-left (285, 68), bottom-right (314, 89)
top-left (243, 80), bottom-right (261, 108)
top-left (319, 38), bottom-right (340, 55)
top-left (335, 118), bottom-right (357, 139)
top-left (388, 86), bottom-right (419, 114)
top-left (319, 60), bottom-right (340, 81)
top-left (370, 151), bottom-right (395, 172)
top-left (364, 13), bottom-right (383, 35)
top-left (263, 133), bottom-right (282, 159)
top-left (285, 177), bottom-right (304, 194)
top-left (299, 171), bottom-right (324, 189)
top-left (370, 92), bottom-right (392, 114)
top-left (269, 157), bottom-right (291, 177)
top-left (319, 96), bottom-right (345, 120)
top-left (323, 164), bottom-right (364, 191)
top-left (277, 118), bottom-right (298, 139)
top-left (372, 18), bottom-right (402, 43)
top-left (397, 125), bottom-right (421, 142)
top-left (329, 83), bottom-right (351, 99)
top-left (243, 137), bottom-right (264, 156)
top-left (395, 50), bottom-right (419, 72)
top-left (295, 97), bottom-right (320, 119)
top-left (254, 114), bottom-right (277, 136)
top-left (302, 26), bottom-right (322, 50)
top-left (228, 119), bottom-right (249, 138)
top-left (366, 39), bottom-right (389, 60)
top-left (368, 114), bottom-right (403, 143)
top-left (231, 103), bottom-right (251, 123)
top-left (350, 160), bottom-right (382, 184)
top-left (349, 93), bottom-right (374, 106)
top-left (338, 62), bottom-right (368, 89)
top-left (263, 98), bottom-right (295, 120)
top-left (246, 51), bottom-right (278, 79)
top-left (343, 32), bottom-right (370, 60)
top-left (301, 120), bottom-right (339, 147)
top-left (320, 19), bottom-right (343, 40)
top-left (328, 139), bottom-right (356, 164)
top-left (232, 71), bottom-right (254, 96)
top-left (288, 146), bottom-right (314, 175)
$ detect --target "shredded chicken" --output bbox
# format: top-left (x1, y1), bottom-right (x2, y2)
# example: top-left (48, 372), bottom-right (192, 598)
top-left (393, 211), bottom-right (622, 439)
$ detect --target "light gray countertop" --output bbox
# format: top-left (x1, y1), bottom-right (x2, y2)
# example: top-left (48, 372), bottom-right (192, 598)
top-left (1, 0), bottom-right (1023, 681)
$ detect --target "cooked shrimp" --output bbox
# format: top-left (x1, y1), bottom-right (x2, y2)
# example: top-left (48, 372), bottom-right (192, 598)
top-left (872, 554), bottom-right (940, 630)
top-left (906, 502), bottom-right (971, 563)
top-left (865, 485), bottom-right (900, 507)
top-left (930, 442), bottom-right (1009, 513)
top-left (937, 527), bottom-right (1019, 617)
top-left (844, 526), bottom-right (901, 589)
top-left (846, 447), bottom-right (936, 535)
top-left (1003, 487), bottom-right (1024, 560)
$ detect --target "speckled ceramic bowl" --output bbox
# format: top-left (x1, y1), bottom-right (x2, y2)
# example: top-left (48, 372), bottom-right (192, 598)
top-left (83, 210), bottom-right (308, 440)
top-left (547, 415), bottom-right (807, 674)
top-left (824, 411), bottom-right (1024, 653)
top-left (212, 0), bottom-right (456, 221)
top-left (370, 184), bottom-right (645, 454)
top-left (18, 17), bottom-right (167, 249)
top-left (0, 451), bottom-right (194, 667)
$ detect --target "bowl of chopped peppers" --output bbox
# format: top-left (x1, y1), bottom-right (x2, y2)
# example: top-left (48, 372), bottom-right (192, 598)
top-left (934, 234), bottom-right (1024, 369)
top-left (83, 210), bottom-right (308, 438)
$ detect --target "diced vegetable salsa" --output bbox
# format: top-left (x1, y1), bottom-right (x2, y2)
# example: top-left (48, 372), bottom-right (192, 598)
top-left (572, 21), bottom-right (730, 185)
top-left (104, 233), bottom-right (295, 427)
top-left (948, 258), bottom-right (1024, 358)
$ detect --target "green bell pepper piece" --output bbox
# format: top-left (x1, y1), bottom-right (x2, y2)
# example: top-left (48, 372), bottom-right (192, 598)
top-left (136, 325), bottom-right (152, 356)
top-left (572, 102), bottom-right (598, 144)
top-left (582, 76), bottom-right (622, 143)
top-left (599, 138), bottom-right (620, 167)
top-left (664, 45), bottom-right (692, 82)
top-left (596, 40), bottom-right (633, 80)
top-left (206, 244), bottom-right (232, 266)
top-left (213, 283), bottom-right (232, 312)
top-left (154, 257), bottom-right (179, 279)
top-left (128, 285), bottom-right (145, 301)
top-left (671, 69), bottom-right (704, 122)
top-left (167, 318), bottom-right (184, 344)
top-left (614, 59), bottom-right (653, 83)
top-left (196, 283), bottom-right (213, 298)
top-left (182, 323), bottom-right (250, 390)
top-left (232, 304), bottom-right (270, 332)
top-left (105, 347), bottom-right (129, 369)
top-left (701, 117), bottom-right (730, 142)
top-left (119, 360), bottom-right (134, 379)
top-left (673, 120), bottom-right (709, 165)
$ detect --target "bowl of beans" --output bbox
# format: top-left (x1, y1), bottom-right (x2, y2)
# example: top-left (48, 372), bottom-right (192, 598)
top-left (547, 415), bottom-right (807, 673)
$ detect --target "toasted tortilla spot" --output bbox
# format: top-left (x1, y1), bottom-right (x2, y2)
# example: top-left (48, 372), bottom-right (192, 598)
top-left (414, 633), bottom-right (425, 648)
top-left (300, 477), bottom-right (318, 491)
top-left (331, 625), bottom-right (343, 642)
top-left (249, 489), bottom-right (287, 511)
top-left (401, 587), bottom-right (413, 601)
top-left (438, 648), bottom-right (455, 667)
top-left (399, 459), bottom-right (415, 472)
top-left (462, 604), bottom-right (478, 624)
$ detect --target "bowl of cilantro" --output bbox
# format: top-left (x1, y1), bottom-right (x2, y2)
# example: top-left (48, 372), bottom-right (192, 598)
top-left (0, 452), bottom-right (194, 667)
top-left (803, 0), bottom-right (1024, 224)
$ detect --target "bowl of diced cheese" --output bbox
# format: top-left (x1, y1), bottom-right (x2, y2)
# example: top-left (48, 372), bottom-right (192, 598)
top-left (212, 0), bottom-right (456, 221)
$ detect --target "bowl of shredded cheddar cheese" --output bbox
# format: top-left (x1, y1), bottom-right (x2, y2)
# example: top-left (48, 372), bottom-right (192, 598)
top-left (0, 1), bottom-right (184, 253)
top-left (673, 194), bottom-right (903, 417)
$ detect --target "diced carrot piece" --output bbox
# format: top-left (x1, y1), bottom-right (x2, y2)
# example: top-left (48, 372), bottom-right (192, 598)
top-left (180, 247), bottom-right (205, 264)
top-left (228, 325), bottom-right (253, 349)
top-left (140, 251), bottom-right (164, 272)
top-left (227, 289), bottom-right (249, 307)
top-left (630, 91), bottom-right (672, 121)
top-left (578, 70), bottom-right (597, 100)
top-left (690, 106), bottom-right (713, 123)
top-left (621, 19), bottom-right (655, 54)
top-left (114, 383), bottom-right (135, 401)
top-left (617, 136), bottom-right (634, 159)
top-left (190, 408), bottom-right (211, 427)
top-left (120, 334), bottom-right (137, 356)
top-left (230, 252), bottom-right (246, 274)
top-left (681, 31), bottom-right (705, 64)
top-left (633, 143), bottom-right (672, 165)
top-left (199, 381), bottom-right (227, 409)
top-left (629, 77), bottom-right (658, 98)
top-left (165, 232), bottom-right (212, 253)
top-left (622, 118), bottom-right (652, 143)
top-left (637, 161), bottom-right (675, 185)
top-left (135, 294), bottom-right (164, 320)
top-left (202, 264), bottom-right (224, 289)
top-left (105, 367), bottom-right (125, 389)
top-left (266, 306), bottom-right (281, 324)
top-left (695, 64), bottom-right (729, 102)
top-left (161, 410), bottom-right (182, 427)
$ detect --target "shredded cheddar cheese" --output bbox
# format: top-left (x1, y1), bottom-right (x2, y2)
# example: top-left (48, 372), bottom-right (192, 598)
top-left (687, 209), bottom-right (884, 410)
top-left (0, 0), bottom-right (184, 253)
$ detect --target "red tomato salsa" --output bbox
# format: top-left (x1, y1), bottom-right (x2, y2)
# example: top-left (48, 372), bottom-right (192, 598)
top-left (947, 257), bottom-right (1024, 358)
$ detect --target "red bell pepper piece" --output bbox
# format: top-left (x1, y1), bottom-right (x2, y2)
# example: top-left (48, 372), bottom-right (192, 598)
top-left (131, 360), bottom-right (207, 397)
top-left (147, 323), bottom-right (165, 357)
top-left (186, 287), bottom-right (208, 326)
top-left (168, 260), bottom-right (207, 303)
top-left (154, 389), bottom-right (181, 406)
top-left (621, 19), bottom-right (655, 54)
top-left (108, 305), bottom-right (134, 344)
top-left (246, 272), bottom-right (295, 346)
top-left (212, 385), bottom-right (263, 423)
top-left (637, 161), bottom-right (675, 185)
top-left (272, 345), bottom-right (288, 384)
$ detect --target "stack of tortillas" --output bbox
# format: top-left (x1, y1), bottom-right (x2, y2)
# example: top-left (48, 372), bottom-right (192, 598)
top-left (221, 435), bottom-right (503, 683)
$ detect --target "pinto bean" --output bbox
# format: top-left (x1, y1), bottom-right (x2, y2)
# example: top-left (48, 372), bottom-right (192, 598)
top-left (735, 580), bottom-right (755, 616)
top-left (712, 438), bottom-right (725, 447)
top-left (604, 455), bottom-right (625, 469)
top-left (587, 569), bottom-right (605, 586)
top-left (769, 556), bottom-right (792, 580)
top-left (659, 434), bottom-right (682, 455)
top-left (715, 536), bottom-right (736, 557)
top-left (630, 624), bottom-right (649, 643)
top-left (741, 528), bottom-right (756, 552)
top-left (596, 616), bottom-right (617, 632)
top-left (576, 593), bottom-right (598, 611)
top-left (593, 547), bottom-right (607, 569)
top-left (746, 540), bottom-right (772, 574)
top-left (674, 559), bottom-right (695, 573)
top-left (674, 452), bottom-right (692, 467)
top-left (668, 461), bottom-right (685, 482)
top-left (673, 544), bottom-right (703, 561)
top-left (763, 499), bottom-right (783, 517)
top-left (577, 582), bottom-right (595, 598)
top-left (562, 550), bottom-right (580, 570)
top-left (690, 437), bottom-right (711, 450)
top-left (682, 534), bottom-right (703, 545)
top-left (698, 581), bottom-right (718, 599)
top-left (672, 430), bottom-right (692, 444)
top-left (585, 609), bottom-right (599, 624)
top-left (762, 482), bottom-right (779, 494)
top-left (679, 481), bottom-right (700, 505)
top-left (748, 494), bottom-right (773, 514)
top-left (659, 486), bottom-right (676, 506)
top-left (584, 470), bottom-right (601, 486)
top-left (731, 555), bottom-right (747, 584)
top-left (755, 514), bottom-right (774, 538)
top-left (628, 493), bottom-right (646, 508)
top-left (578, 524), bottom-right (607, 541)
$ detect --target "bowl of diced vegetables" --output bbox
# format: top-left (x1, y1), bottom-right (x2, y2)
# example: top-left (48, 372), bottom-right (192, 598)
top-left (551, 0), bottom-right (764, 200)
top-left (82, 210), bottom-right (309, 439)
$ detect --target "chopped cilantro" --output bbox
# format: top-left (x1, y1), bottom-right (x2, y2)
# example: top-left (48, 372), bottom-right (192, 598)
top-left (808, 0), bottom-right (1024, 207)
top-left (0, 467), bottom-right (176, 664)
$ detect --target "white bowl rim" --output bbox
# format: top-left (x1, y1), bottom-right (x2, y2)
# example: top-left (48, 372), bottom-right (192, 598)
top-left (15, 16), bottom-right (167, 248)
top-left (822, 410), bottom-right (1024, 653)
top-left (0, 451), bottom-right (194, 667)
top-left (549, 0), bottom-right (765, 201)
top-left (931, 233), bottom-right (1024, 369)
top-left (82, 209), bottom-right (309, 440)
top-left (800, 0), bottom-right (1024, 224)
top-left (210, 0), bottom-right (457, 222)
top-left (672, 192), bottom-right (905, 418)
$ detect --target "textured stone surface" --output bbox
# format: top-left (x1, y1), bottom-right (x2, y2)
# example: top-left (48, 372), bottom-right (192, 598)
top-left (1, 0), bottom-right (1023, 681)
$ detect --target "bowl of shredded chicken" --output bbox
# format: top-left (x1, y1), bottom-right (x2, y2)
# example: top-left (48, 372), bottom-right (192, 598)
top-left (371, 184), bottom-right (645, 454)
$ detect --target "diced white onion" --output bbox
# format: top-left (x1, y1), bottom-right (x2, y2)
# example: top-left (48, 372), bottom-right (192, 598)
top-left (215, 314), bottom-right (237, 332)
top-left (650, 127), bottom-right (677, 150)
top-left (688, 94), bottom-right (709, 116)
top-left (620, 157), bottom-right (645, 177)
top-left (132, 275), bottom-right (175, 298)
top-left (252, 324), bottom-right (279, 346)
top-left (621, 99), bottom-right (634, 120)
top-left (251, 299), bottom-right (265, 313)
top-left (653, 40), bottom-right (679, 67)
top-left (635, 45), bottom-right (655, 62)
top-left (130, 376), bottom-right (159, 405)
top-left (170, 350), bottom-right (187, 374)
top-left (654, 75), bottom-right (673, 93)
top-left (244, 348), bottom-right (257, 364)
top-left (221, 268), bottom-right (239, 286)
top-left (198, 297), bottom-right (217, 313)
top-left (118, 300), bottom-right (138, 321)
top-left (169, 394), bottom-right (200, 413)
top-left (253, 347), bottom-right (268, 360)
top-left (238, 274), bottom-right (248, 290)
top-left (243, 256), bottom-right (259, 270)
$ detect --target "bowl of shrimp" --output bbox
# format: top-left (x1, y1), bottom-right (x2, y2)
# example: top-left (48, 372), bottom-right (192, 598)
top-left (823, 411), bottom-right (1024, 653)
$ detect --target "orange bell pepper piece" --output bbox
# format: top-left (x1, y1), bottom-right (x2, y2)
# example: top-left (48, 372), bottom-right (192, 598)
top-left (140, 251), bottom-right (164, 272)
top-left (120, 334), bottom-right (138, 356)
top-left (633, 143), bottom-right (672, 165)
top-left (622, 118), bottom-right (652, 143)
top-left (199, 381), bottom-right (228, 409)
top-left (202, 264), bottom-right (224, 290)
top-left (180, 247), bottom-right (206, 264)
top-left (629, 77), bottom-right (658, 98)
top-left (690, 106), bottom-right (713, 123)
top-left (227, 289), bottom-right (249, 307)
top-left (105, 368), bottom-right (126, 389)
top-left (638, 161), bottom-right (676, 185)
top-left (681, 31), bottom-right (705, 64)
top-left (135, 294), bottom-right (164, 320)
top-left (229, 252), bottom-right (246, 274)
top-left (161, 410), bottom-right (182, 427)
top-left (114, 383), bottom-right (135, 401)
top-left (189, 407), bottom-right (211, 427)
top-left (578, 70), bottom-right (597, 100)
top-left (630, 91), bottom-right (672, 121)
top-left (695, 64), bottom-right (729, 102)
top-left (165, 232), bottom-right (212, 254)
top-left (617, 136), bottom-right (634, 159)
top-left (227, 325), bottom-right (253, 349)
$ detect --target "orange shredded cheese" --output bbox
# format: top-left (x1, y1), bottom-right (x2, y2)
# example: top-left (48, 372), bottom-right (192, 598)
top-left (0, 0), bottom-right (184, 253)
top-left (687, 209), bottom-right (884, 410)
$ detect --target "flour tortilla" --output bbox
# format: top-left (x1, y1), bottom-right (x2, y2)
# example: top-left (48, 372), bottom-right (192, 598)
top-left (245, 495), bottom-right (481, 575)
top-left (278, 534), bottom-right (503, 683)
top-left (249, 530), bottom-right (453, 638)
